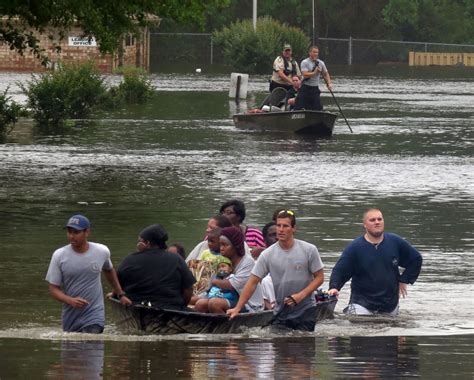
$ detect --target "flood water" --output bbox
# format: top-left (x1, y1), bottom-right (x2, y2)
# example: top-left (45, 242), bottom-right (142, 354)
top-left (0, 66), bottom-right (473, 378)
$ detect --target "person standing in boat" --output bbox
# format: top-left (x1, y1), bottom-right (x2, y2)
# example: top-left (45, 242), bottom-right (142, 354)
top-left (117, 224), bottom-right (196, 310)
top-left (328, 208), bottom-right (423, 315)
top-left (227, 210), bottom-right (325, 331)
top-left (294, 46), bottom-right (333, 111)
top-left (45, 214), bottom-right (131, 333)
top-left (269, 44), bottom-right (302, 92)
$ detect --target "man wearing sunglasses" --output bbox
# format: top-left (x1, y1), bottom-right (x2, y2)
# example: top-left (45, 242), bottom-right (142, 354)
top-left (227, 210), bottom-right (324, 331)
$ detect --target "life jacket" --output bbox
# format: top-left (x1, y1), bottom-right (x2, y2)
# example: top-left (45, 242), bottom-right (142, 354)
top-left (275, 56), bottom-right (298, 76)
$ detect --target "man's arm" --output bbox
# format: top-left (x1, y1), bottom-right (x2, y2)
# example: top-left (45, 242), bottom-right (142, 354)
top-left (285, 269), bottom-right (324, 306)
top-left (328, 247), bottom-right (355, 296)
top-left (48, 284), bottom-right (89, 308)
top-left (323, 71), bottom-right (333, 91)
top-left (277, 69), bottom-right (293, 86)
top-left (103, 268), bottom-right (132, 305)
top-left (226, 274), bottom-right (261, 319)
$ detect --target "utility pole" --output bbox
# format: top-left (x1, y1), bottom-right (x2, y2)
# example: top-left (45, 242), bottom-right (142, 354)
top-left (253, 0), bottom-right (257, 31)
top-left (312, 0), bottom-right (315, 45)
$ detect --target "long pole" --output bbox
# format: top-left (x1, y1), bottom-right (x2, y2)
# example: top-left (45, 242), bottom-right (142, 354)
top-left (323, 76), bottom-right (353, 133)
top-left (312, 0), bottom-right (315, 45)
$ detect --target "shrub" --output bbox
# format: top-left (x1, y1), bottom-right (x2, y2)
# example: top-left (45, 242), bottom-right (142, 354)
top-left (0, 87), bottom-right (26, 139)
top-left (110, 66), bottom-right (155, 104)
top-left (20, 61), bottom-right (108, 130)
top-left (213, 16), bottom-right (310, 74)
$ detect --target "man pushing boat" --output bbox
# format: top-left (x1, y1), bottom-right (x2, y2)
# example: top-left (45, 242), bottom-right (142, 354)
top-left (328, 208), bottom-right (423, 316)
top-left (227, 210), bottom-right (325, 331)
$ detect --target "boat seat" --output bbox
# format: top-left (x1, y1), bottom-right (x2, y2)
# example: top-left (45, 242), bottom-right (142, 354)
top-left (259, 87), bottom-right (288, 109)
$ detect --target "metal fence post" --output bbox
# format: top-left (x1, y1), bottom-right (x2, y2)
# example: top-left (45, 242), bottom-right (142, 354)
top-left (211, 36), bottom-right (213, 65)
top-left (348, 36), bottom-right (352, 65)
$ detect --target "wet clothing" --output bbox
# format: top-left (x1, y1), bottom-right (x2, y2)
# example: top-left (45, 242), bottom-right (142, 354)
top-left (329, 233), bottom-right (423, 314)
top-left (252, 239), bottom-right (324, 321)
top-left (45, 242), bottom-right (112, 332)
top-left (294, 58), bottom-right (328, 111)
top-left (272, 305), bottom-right (318, 331)
top-left (117, 247), bottom-right (196, 310)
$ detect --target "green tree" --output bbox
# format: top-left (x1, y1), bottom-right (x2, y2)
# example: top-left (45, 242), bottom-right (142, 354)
top-left (0, 0), bottom-right (230, 64)
top-left (383, 0), bottom-right (474, 43)
top-left (214, 16), bottom-right (310, 74)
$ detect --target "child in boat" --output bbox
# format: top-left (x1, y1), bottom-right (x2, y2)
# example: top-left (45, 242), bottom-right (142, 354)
top-left (188, 228), bottom-right (227, 302)
top-left (194, 260), bottom-right (239, 313)
top-left (198, 228), bottom-right (223, 263)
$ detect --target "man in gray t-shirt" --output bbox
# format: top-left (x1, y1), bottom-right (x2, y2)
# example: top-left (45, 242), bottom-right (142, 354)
top-left (227, 210), bottom-right (324, 331)
top-left (294, 45), bottom-right (333, 111)
top-left (45, 214), bottom-right (131, 332)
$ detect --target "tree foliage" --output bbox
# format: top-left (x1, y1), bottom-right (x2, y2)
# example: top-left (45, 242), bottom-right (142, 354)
top-left (0, 0), bottom-right (229, 63)
top-left (181, 0), bottom-right (473, 45)
top-left (213, 16), bottom-right (310, 74)
top-left (383, 0), bottom-right (474, 43)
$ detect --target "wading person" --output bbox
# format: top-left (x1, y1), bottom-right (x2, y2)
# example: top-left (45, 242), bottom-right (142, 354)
top-left (328, 208), bottom-right (423, 315)
top-left (227, 210), bottom-right (325, 331)
top-left (117, 224), bottom-right (196, 310)
top-left (269, 44), bottom-right (302, 92)
top-left (294, 46), bottom-right (332, 111)
top-left (45, 214), bottom-right (131, 333)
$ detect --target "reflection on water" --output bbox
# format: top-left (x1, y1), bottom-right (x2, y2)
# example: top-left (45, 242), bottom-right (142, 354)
top-left (1, 335), bottom-right (473, 378)
top-left (46, 340), bottom-right (104, 379)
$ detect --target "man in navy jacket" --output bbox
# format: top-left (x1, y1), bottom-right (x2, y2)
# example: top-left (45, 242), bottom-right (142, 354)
top-left (328, 208), bottom-right (422, 315)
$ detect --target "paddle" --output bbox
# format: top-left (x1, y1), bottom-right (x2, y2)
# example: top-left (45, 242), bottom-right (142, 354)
top-left (323, 76), bottom-right (353, 133)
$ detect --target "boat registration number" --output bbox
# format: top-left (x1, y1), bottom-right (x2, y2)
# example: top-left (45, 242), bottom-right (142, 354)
top-left (291, 114), bottom-right (305, 119)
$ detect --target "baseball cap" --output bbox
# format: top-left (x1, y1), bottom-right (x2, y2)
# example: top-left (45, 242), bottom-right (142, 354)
top-left (65, 214), bottom-right (90, 230)
top-left (283, 44), bottom-right (292, 51)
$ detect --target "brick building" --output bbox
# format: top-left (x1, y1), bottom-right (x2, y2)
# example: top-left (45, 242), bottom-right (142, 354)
top-left (0, 22), bottom-right (156, 73)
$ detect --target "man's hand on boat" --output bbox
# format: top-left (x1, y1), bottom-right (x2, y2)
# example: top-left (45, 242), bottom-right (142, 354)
top-left (328, 288), bottom-right (339, 297)
top-left (106, 291), bottom-right (133, 306)
top-left (283, 293), bottom-right (302, 306)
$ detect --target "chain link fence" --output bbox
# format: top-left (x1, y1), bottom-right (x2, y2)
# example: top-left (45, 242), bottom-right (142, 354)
top-left (150, 32), bottom-right (474, 70)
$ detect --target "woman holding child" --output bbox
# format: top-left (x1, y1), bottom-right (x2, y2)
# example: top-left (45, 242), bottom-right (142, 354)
top-left (195, 227), bottom-right (264, 314)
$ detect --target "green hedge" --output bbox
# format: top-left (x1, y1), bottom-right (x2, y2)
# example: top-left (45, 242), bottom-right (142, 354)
top-left (213, 16), bottom-right (310, 74)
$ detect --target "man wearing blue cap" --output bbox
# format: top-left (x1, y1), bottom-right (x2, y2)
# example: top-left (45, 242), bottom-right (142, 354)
top-left (46, 214), bottom-right (131, 333)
